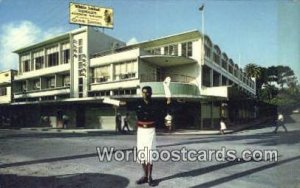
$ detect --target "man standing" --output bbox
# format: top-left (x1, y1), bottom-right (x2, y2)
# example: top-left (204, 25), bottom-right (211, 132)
top-left (129, 86), bottom-right (170, 186)
top-left (104, 85), bottom-right (170, 186)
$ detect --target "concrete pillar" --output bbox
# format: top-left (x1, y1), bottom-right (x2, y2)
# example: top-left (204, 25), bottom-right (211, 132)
top-left (210, 68), bottom-right (213, 87)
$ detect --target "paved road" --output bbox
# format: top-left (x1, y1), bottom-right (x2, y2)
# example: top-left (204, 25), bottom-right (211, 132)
top-left (0, 114), bottom-right (300, 188)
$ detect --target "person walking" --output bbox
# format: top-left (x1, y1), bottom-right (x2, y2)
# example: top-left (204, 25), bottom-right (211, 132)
top-left (115, 113), bottom-right (122, 133)
top-left (122, 112), bottom-right (131, 133)
top-left (220, 117), bottom-right (227, 135)
top-left (62, 114), bottom-right (69, 129)
top-left (274, 111), bottom-right (288, 133)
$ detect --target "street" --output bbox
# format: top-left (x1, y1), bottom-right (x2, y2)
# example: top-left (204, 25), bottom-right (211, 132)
top-left (0, 114), bottom-right (300, 188)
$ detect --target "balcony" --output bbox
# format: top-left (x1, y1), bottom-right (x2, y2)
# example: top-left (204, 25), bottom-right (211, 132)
top-left (139, 73), bottom-right (199, 97)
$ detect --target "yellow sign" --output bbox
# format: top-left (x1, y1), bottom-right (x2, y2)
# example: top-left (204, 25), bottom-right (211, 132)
top-left (69, 2), bottom-right (113, 28)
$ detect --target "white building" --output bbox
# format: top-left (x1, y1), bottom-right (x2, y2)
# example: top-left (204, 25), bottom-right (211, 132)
top-left (10, 27), bottom-right (256, 130)
top-left (0, 69), bottom-right (17, 126)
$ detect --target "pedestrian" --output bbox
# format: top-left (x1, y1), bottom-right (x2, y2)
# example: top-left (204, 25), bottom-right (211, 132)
top-left (220, 117), bottom-right (227, 135)
top-left (122, 112), bottom-right (131, 133)
top-left (273, 111), bottom-right (288, 133)
top-left (115, 112), bottom-right (122, 133)
top-left (164, 113), bottom-right (173, 132)
top-left (62, 114), bottom-right (69, 129)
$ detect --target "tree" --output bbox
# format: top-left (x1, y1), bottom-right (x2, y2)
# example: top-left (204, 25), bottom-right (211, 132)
top-left (244, 63), bottom-right (261, 78)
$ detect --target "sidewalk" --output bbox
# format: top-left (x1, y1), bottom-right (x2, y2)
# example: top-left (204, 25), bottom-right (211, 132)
top-left (1, 119), bottom-right (265, 135)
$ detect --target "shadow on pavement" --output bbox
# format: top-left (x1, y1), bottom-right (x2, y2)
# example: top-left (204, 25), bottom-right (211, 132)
top-left (156, 157), bottom-right (251, 184)
top-left (159, 129), bottom-right (300, 148)
top-left (0, 131), bottom-right (131, 140)
top-left (0, 147), bottom-right (134, 169)
top-left (0, 173), bottom-right (129, 188)
top-left (190, 155), bottom-right (300, 188)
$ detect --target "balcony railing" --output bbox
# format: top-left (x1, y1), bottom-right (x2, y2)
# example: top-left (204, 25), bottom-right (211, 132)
top-left (140, 73), bottom-right (195, 83)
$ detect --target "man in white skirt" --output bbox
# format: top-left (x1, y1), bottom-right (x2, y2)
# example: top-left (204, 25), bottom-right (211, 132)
top-left (133, 86), bottom-right (170, 186)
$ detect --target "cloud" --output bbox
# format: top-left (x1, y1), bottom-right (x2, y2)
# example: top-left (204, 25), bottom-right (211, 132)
top-left (126, 37), bottom-right (138, 45)
top-left (0, 21), bottom-right (65, 70)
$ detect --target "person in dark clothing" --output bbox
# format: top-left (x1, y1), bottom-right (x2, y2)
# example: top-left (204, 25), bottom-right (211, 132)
top-left (122, 112), bottom-right (131, 133)
top-left (122, 86), bottom-right (170, 186)
top-left (115, 113), bottom-right (122, 133)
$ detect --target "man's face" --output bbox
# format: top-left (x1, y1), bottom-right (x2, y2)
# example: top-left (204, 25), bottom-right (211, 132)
top-left (142, 89), bottom-right (152, 100)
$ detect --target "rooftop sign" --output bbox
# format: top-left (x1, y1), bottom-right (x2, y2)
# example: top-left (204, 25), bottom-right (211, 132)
top-left (69, 2), bottom-right (113, 28)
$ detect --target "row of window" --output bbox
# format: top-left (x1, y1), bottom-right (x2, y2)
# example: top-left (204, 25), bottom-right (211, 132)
top-left (147, 41), bottom-right (193, 57)
top-left (18, 75), bottom-right (70, 92)
top-left (21, 48), bottom-right (70, 73)
top-left (92, 60), bottom-right (138, 83)
top-left (202, 65), bottom-right (255, 89)
top-left (88, 88), bottom-right (137, 97)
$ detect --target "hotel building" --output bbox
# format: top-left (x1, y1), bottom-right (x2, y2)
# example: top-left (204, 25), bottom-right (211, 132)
top-left (9, 27), bottom-right (256, 130)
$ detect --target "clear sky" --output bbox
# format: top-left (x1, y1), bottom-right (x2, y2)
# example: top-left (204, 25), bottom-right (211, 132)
top-left (0, 0), bottom-right (299, 81)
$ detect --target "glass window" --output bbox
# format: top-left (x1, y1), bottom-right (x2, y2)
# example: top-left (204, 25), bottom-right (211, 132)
top-left (63, 49), bottom-right (70, 64)
top-left (48, 52), bottom-right (59, 67)
top-left (94, 66), bottom-right (110, 82)
top-left (23, 60), bottom-right (30, 72)
top-left (164, 44), bottom-right (178, 56)
top-left (33, 80), bottom-right (40, 90)
top-left (0, 87), bottom-right (7, 96)
top-left (181, 42), bottom-right (192, 57)
top-left (35, 56), bottom-right (44, 70)
top-left (63, 75), bottom-right (70, 86)
top-left (46, 77), bottom-right (55, 88)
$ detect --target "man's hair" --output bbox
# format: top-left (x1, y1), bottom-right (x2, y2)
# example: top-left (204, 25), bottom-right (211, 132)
top-left (142, 86), bottom-right (152, 93)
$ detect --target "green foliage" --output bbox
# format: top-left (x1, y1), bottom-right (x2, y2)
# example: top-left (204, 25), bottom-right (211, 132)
top-left (244, 63), bottom-right (299, 108)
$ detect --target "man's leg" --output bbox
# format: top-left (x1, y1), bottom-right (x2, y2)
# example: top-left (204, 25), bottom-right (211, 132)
top-left (147, 163), bottom-right (155, 186)
top-left (274, 122), bottom-right (279, 133)
top-left (136, 163), bottom-right (148, 184)
top-left (282, 123), bottom-right (288, 132)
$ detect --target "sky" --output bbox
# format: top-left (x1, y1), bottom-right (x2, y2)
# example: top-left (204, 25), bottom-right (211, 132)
top-left (0, 0), bottom-right (299, 81)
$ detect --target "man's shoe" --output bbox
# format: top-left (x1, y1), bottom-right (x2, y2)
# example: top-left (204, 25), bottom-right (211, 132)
top-left (148, 177), bottom-right (156, 187)
top-left (136, 176), bottom-right (148, 184)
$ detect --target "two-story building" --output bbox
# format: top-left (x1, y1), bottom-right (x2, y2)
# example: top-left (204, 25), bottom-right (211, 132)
top-left (11, 27), bottom-right (256, 130)
top-left (0, 69), bottom-right (17, 126)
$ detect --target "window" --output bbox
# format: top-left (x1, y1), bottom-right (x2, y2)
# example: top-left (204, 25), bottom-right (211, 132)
top-left (79, 77), bottom-right (83, 85)
top-left (46, 77), bottom-right (55, 88)
top-left (164, 44), bottom-right (178, 56)
top-left (63, 49), bottom-right (70, 64)
top-left (79, 85), bottom-right (83, 92)
top-left (213, 53), bottom-right (220, 64)
top-left (0, 87), bottom-right (7, 96)
top-left (24, 60), bottom-right (30, 72)
top-left (114, 60), bottom-right (137, 80)
top-left (21, 82), bottom-right (27, 92)
top-left (33, 80), bottom-right (40, 90)
top-left (181, 42), bottom-right (192, 57)
top-left (35, 57), bottom-right (44, 70)
top-left (204, 45), bottom-right (211, 58)
top-left (149, 48), bottom-right (161, 55)
top-left (222, 60), bottom-right (227, 70)
top-left (63, 75), bottom-right (70, 86)
top-left (94, 66), bottom-right (110, 83)
top-left (48, 52), bottom-right (59, 67)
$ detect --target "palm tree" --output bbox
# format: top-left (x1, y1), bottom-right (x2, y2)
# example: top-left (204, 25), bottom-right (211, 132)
top-left (244, 63), bottom-right (261, 79)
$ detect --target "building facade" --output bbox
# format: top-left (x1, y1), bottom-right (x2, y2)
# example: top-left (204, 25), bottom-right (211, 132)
top-left (0, 69), bottom-right (17, 126)
top-left (8, 27), bottom-right (256, 130)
